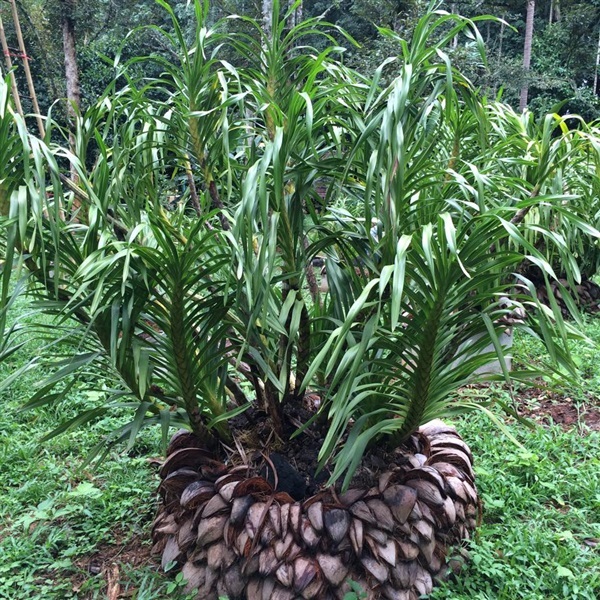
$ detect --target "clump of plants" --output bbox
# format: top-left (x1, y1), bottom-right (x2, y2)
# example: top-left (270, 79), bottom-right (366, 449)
top-left (1, 1), bottom-right (598, 598)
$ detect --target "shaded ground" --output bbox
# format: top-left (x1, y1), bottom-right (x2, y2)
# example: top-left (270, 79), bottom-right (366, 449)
top-left (516, 385), bottom-right (600, 432)
top-left (63, 533), bottom-right (158, 599)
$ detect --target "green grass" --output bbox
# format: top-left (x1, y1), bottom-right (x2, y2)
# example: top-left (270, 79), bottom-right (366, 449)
top-left (430, 322), bottom-right (600, 600)
top-left (431, 411), bottom-right (600, 600)
top-left (0, 298), bottom-right (599, 599)
top-left (0, 296), bottom-right (193, 599)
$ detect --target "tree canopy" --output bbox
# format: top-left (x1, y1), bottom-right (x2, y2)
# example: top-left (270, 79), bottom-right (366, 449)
top-left (1, 0), bottom-right (600, 122)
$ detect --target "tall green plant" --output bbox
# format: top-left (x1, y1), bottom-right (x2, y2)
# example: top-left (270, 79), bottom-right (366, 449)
top-left (2, 2), bottom-right (596, 486)
top-left (0, 75), bottom-right (41, 375)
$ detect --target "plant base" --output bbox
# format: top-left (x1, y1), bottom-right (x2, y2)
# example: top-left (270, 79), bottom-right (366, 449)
top-left (151, 420), bottom-right (480, 600)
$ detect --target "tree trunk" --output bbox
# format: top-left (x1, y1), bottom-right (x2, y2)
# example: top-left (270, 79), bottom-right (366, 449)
top-left (595, 28), bottom-right (600, 95)
top-left (0, 14), bottom-right (24, 116)
top-left (493, 17), bottom-right (506, 97)
top-left (287, 0), bottom-right (302, 29)
top-left (549, 0), bottom-right (561, 23)
top-left (498, 17), bottom-right (505, 61)
top-left (61, 2), bottom-right (80, 121)
top-left (8, 0), bottom-right (44, 135)
top-left (519, 0), bottom-right (535, 112)
top-left (262, 0), bottom-right (273, 40)
top-left (152, 422), bottom-right (480, 599)
top-left (60, 0), bottom-right (81, 190)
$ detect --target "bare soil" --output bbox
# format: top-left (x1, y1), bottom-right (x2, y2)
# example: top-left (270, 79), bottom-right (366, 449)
top-left (516, 384), bottom-right (600, 432)
top-left (66, 532), bottom-right (158, 599)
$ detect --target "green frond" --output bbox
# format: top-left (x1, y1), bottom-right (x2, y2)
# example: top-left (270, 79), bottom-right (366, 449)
top-left (2, 6), bottom-right (594, 486)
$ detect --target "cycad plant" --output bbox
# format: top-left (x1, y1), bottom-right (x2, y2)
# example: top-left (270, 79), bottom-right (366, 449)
top-left (1, 1), bottom-right (597, 598)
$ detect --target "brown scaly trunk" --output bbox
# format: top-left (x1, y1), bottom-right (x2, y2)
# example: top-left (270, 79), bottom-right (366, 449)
top-left (208, 180), bottom-right (230, 231)
top-left (304, 236), bottom-right (320, 307)
top-left (519, 0), bottom-right (535, 112)
top-left (152, 420), bottom-right (479, 600)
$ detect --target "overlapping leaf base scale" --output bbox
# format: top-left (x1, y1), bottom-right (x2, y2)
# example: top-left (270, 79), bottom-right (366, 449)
top-left (151, 420), bottom-right (480, 600)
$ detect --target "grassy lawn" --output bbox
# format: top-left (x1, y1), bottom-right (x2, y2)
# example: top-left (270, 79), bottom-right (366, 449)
top-left (0, 299), bottom-right (599, 599)
top-left (0, 297), bottom-right (188, 599)
top-left (431, 404), bottom-right (600, 599)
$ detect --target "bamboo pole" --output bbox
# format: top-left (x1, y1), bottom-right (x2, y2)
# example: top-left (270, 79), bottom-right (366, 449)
top-left (8, 0), bottom-right (44, 136)
top-left (0, 12), bottom-right (23, 115)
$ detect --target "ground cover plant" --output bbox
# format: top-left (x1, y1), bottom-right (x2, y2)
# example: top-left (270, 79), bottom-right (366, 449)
top-left (2, 1), bottom-right (600, 598)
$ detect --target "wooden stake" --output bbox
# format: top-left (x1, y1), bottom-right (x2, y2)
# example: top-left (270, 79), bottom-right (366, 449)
top-left (8, 0), bottom-right (44, 136)
top-left (0, 12), bottom-right (23, 115)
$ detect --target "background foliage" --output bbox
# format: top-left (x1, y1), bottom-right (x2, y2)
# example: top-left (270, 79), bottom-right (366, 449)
top-left (2, 0), bottom-right (600, 121)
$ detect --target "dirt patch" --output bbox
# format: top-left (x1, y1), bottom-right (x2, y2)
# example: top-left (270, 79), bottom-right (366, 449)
top-left (516, 385), bottom-right (600, 432)
top-left (227, 403), bottom-right (330, 498)
top-left (226, 399), bottom-right (422, 500)
top-left (68, 531), bottom-right (159, 599)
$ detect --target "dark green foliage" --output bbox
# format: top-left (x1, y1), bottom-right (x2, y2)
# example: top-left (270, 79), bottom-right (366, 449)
top-left (3, 0), bottom-right (600, 119)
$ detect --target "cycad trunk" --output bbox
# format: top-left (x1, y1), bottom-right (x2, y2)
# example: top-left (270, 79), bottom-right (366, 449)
top-left (152, 421), bottom-right (479, 600)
